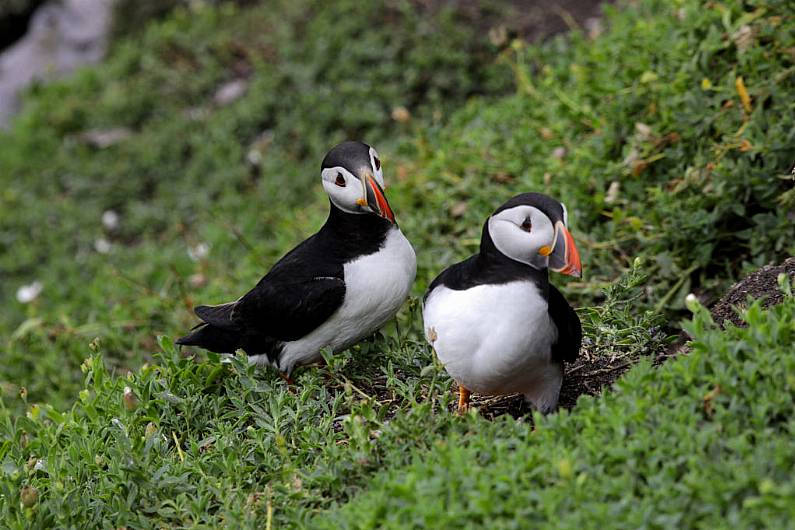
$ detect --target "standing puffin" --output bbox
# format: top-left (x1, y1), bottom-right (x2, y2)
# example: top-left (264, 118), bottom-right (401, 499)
top-left (423, 193), bottom-right (582, 414)
top-left (177, 141), bottom-right (416, 380)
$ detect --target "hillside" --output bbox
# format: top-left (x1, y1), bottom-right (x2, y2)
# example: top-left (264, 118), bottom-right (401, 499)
top-left (1, 0), bottom-right (794, 527)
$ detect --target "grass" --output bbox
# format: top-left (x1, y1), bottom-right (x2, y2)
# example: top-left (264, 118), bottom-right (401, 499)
top-left (1, 0), bottom-right (794, 526)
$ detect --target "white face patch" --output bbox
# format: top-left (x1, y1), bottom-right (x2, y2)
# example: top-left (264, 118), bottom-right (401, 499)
top-left (321, 146), bottom-right (386, 215)
top-left (368, 146), bottom-right (384, 188)
top-left (321, 166), bottom-right (365, 214)
top-left (487, 205), bottom-right (556, 269)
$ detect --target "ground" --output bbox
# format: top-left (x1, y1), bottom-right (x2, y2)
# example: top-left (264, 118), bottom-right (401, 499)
top-left (710, 257), bottom-right (795, 328)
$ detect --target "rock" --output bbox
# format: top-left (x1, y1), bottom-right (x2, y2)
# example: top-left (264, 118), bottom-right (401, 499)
top-left (0, 0), bottom-right (46, 50)
top-left (0, 0), bottom-right (113, 128)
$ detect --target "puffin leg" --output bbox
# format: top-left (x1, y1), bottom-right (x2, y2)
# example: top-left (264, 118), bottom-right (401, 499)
top-left (279, 372), bottom-right (295, 386)
top-left (457, 385), bottom-right (471, 414)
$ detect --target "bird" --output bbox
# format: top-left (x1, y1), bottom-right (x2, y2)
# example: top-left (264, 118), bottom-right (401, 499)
top-left (422, 192), bottom-right (582, 414)
top-left (177, 141), bottom-right (417, 381)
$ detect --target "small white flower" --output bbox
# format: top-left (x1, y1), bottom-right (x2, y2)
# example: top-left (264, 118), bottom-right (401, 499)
top-left (605, 181), bottom-right (621, 204)
top-left (16, 281), bottom-right (43, 304)
top-left (684, 293), bottom-right (701, 313)
top-left (123, 386), bottom-right (138, 411)
top-left (102, 210), bottom-right (119, 230)
top-left (623, 148), bottom-right (640, 167)
top-left (246, 149), bottom-right (262, 166)
top-left (635, 122), bottom-right (652, 141)
top-left (94, 238), bottom-right (112, 254)
top-left (585, 17), bottom-right (603, 39)
top-left (552, 147), bottom-right (567, 160)
top-left (188, 242), bottom-right (210, 261)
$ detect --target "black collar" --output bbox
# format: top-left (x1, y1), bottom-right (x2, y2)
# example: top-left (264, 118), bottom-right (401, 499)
top-left (317, 201), bottom-right (392, 260)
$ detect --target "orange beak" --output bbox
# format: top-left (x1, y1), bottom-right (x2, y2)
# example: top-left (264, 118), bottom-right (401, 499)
top-left (361, 173), bottom-right (395, 223)
top-left (548, 221), bottom-right (581, 277)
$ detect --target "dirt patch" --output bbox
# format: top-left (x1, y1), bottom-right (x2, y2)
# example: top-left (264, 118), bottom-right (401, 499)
top-left (425, 0), bottom-right (611, 44)
top-left (709, 257), bottom-right (795, 328)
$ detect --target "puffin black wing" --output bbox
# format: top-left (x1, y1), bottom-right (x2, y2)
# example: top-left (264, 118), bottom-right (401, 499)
top-left (176, 276), bottom-right (345, 354)
top-left (548, 284), bottom-right (581, 364)
top-left (232, 275), bottom-right (346, 341)
top-left (177, 200), bottom-right (392, 357)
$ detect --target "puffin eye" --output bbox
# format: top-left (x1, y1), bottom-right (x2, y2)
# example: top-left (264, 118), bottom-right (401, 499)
top-left (335, 173), bottom-right (346, 187)
top-left (520, 218), bottom-right (532, 232)
top-left (373, 156), bottom-right (381, 171)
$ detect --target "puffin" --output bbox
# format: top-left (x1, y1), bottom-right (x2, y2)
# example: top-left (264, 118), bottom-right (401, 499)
top-left (177, 141), bottom-right (417, 380)
top-left (422, 192), bottom-right (582, 414)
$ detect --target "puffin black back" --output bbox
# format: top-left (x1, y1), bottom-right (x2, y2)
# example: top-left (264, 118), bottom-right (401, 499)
top-left (260, 203), bottom-right (392, 285)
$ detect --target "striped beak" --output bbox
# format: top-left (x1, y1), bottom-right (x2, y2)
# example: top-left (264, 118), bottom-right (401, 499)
top-left (548, 221), bottom-right (581, 277)
top-left (358, 172), bottom-right (395, 223)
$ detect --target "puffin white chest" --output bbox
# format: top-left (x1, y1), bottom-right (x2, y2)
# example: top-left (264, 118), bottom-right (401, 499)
top-left (423, 280), bottom-right (557, 395)
top-left (277, 227), bottom-right (416, 372)
top-left (339, 227), bottom-right (416, 332)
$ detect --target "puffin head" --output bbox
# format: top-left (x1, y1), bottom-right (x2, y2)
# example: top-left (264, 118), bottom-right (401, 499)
top-left (320, 141), bottom-right (395, 224)
top-left (485, 192), bottom-right (582, 277)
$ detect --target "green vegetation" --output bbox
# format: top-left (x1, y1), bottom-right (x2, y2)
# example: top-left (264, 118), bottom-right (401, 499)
top-left (1, 0), bottom-right (794, 527)
top-left (3, 285), bottom-right (793, 527)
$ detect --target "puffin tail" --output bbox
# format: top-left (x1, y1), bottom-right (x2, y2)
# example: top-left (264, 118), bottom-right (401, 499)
top-left (175, 302), bottom-right (241, 353)
top-left (175, 323), bottom-right (241, 353)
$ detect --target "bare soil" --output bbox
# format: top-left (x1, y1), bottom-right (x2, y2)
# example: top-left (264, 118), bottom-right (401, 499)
top-left (709, 257), bottom-right (795, 328)
top-left (442, 0), bottom-right (611, 43)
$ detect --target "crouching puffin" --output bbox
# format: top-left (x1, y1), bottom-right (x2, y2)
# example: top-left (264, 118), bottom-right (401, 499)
top-left (423, 193), bottom-right (582, 414)
top-left (177, 141), bottom-right (416, 380)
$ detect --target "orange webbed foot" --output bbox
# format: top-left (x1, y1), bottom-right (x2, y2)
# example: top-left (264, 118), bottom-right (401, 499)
top-left (457, 385), bottom-right (471, 415)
